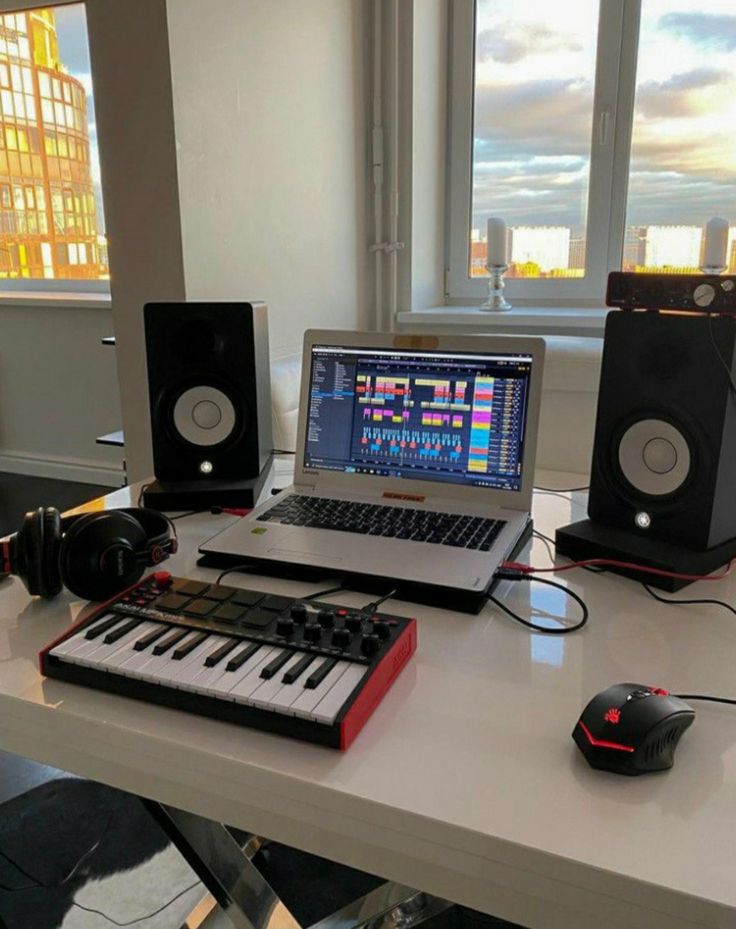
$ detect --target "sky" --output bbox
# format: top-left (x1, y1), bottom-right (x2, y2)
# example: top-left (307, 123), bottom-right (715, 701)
top-left (50, 3), bottom-right (104, 228)
top-left (472, 0), bottom-right (736, 235)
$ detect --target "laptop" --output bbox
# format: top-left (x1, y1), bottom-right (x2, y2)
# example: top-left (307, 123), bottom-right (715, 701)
top-left (200, 330), bottom-right (545, 599)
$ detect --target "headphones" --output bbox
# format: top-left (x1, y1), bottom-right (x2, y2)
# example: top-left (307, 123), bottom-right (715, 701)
top-left (0, 507), bottom-right (177, 601)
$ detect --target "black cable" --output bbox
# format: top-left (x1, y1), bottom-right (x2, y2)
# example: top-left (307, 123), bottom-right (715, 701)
top-left (70, 879), bottom-right (202, 926)
top-left (532, 529), bottom-right (605, 574)
top-left (169, 510), bottom-right (200, 521)
top-left (707, 313), bottom-right (736, 399)
top-left (675, 694), bottom-right (736, 707)
top-left (303, 583), bottom-right (345, 601)
top-left (488, 575), bottom-right (588, 634)
top-left (534, 484), bottom-right (589, 493)
top-left (216, 563), bottom-right (255, 584)
top-left (136, 482), bottom-right (153, 508)
top-left (273, 448), bottom-right (296, 455)
top-left (642, 583), bottom-right (736, 617)
top-left (363, 588), bottom-right (398, 614)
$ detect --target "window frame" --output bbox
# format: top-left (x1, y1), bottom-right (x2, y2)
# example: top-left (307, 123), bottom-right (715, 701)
top-left (0, 0), bottom-right (109, 296)
top-left (445, 0), bottom-right (642, 307)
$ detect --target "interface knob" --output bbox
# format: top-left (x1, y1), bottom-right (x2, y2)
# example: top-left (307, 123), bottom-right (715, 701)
top-left (332, 628), bottom-right (352, 648)
top-left (373, 620), bottom-right (391, 640)
top-left (693, 283), bottom-right (716, 307)
top-left (303, 623), bottom-right (322, 643)
top-left (345, 614), bottom-right (364, 633)
top-left (290, 603), bottom-right (308, 622)
top-left (318, 609), bottom-right (336, 628)
top-left (361, 633), bottom-right (381, 656)
top-left (276, 617), bottom-right (295, 636)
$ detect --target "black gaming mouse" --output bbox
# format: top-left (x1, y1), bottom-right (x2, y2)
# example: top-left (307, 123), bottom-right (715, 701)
top-left (573, 683), bottom-right (695, 775)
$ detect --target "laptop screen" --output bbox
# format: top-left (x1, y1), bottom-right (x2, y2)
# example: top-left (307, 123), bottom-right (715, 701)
top-left (303, 344), bottom-right (534, 492)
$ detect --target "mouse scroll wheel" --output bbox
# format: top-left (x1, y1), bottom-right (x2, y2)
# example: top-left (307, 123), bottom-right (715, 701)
top-left (627, 689), bottom-right (654, 700)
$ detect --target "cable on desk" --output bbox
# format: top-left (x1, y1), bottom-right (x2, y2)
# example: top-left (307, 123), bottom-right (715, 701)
top-left (641, 583), bottom-right (736, 618)
top-left (489, 572), bottom-right (588, 634)
top-left (503, 556), bottom-right (735, 583)
top-left (70, 880), bottom-right (202, 926)
top-left (273, 448), bottom-right (296, 455)
top-left (675, 694), bottom-right (736, 708)
top-left (302, 583), bottom-right (346, 601)
top-left (216, 563), bottom-right (256, 585)
top-left (534, 484), bottom-right (589, 493)
top-left (532, 529), bottom-right (606, 574)
top-left (362, 587), bottom-right (398, 614)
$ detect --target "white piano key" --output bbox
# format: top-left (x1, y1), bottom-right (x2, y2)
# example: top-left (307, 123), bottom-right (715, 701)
top-left (290, 661), bottom-right (352, 720)
top-left (247, 654), bottom-right (306, 709)
top-left (49, 615), bottom-right (121, 661)
top-left (229, 648), bottom-right (285, 703)
top-left (165, 635), bottom-right (231, 686)
top-left (71, 621), bottom-right (157, 669)
top-left (311, 663), bottom-right (367, 723)
top-left (94, 622), bottom-right (161, 669)
top-left (187, 644), bottom-right (274, 698)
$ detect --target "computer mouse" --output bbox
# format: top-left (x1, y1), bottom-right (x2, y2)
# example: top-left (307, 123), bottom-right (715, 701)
top-left (572, 683), bottom-right (695, 775)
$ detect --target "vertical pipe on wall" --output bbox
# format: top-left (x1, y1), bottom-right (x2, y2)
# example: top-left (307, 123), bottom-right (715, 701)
top-left (387, 0), bottom-right (400, 329)
top-left (371, 0), bottom-right (384, 331)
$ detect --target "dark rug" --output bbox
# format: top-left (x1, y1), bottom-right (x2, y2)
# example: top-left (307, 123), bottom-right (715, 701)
top-left (0, 779), bottom-right (524, 929)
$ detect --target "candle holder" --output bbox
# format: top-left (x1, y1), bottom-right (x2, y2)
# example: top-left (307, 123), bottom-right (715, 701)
top-left (480, 263), bottom-right (512, 311)
top-left (700, 265), bottom-right (726, 276)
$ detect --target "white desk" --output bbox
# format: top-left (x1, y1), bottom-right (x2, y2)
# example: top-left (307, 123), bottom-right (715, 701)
top-left (1, 469), bottom-right (735, 929)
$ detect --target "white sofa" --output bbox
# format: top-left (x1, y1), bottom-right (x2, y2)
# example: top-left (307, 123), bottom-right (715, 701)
top-left (271, 336), bottom-right (602, 476)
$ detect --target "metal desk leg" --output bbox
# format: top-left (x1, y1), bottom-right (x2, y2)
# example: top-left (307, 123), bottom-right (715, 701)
top-left (144, 800), bottom-right (452, 929)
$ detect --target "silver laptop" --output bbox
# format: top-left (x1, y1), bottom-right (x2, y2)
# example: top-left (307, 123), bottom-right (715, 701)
top-left (200, 330), bottom-right (545, 595)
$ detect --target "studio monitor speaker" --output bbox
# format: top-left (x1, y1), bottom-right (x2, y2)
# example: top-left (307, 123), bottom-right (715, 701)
top-left (144, 302), bottom-right (272, 482)
top-left (588, 311), bottom-right (736, 551)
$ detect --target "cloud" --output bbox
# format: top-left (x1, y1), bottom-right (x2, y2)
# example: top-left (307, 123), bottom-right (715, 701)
top-left (635, 68), bottom-right (729, 119)
top-left (477, 24), bottom-right (581, 64)
top-left (659, 12), bottom-right (736, 51)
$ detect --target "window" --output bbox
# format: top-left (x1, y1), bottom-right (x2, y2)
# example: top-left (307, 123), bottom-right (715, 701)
top-left (0, 3), bottom-right (108, 287)
top-left (447, 0), bottom-right (736, 306)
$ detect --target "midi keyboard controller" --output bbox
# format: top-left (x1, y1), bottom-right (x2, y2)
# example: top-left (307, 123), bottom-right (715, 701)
top-left (40, 572), bottom-right (417, 749)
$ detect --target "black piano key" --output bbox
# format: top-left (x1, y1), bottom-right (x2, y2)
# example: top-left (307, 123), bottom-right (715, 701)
top-left (84, 615), bottom-right (124, 640)
top-left (172, 631), bottom-right (209, 660)
top-left (259, 650), bottom-right (292, 679)
top-left (225, 641), bottom-right (260, 671)
top-left (204, 638), bottom-right (239, 667)
top-left (152, 627), bottom-right (190, 656)
top-left (133, 625), bottom-right (167, 651)
top-left (103, 617), bottom-right (141, 645)
top-left (304, 657), bottom-right (338, 689)
top-left (282, 653), bottom-right (314, 684)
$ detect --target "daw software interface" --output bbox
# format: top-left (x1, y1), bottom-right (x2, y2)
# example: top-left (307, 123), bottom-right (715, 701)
top-left (304, 344), bottom-right (534, 492)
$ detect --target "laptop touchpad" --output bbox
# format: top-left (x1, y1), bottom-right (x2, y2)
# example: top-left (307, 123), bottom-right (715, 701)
top-left (268, 548), bottom-right (343, 566)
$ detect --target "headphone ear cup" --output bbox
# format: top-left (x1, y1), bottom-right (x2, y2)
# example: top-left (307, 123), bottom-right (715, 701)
top-left (40, 507), bottom-right (63, 598)
top-left (60, 512), bottom-right (147, 601)
top-left (18, 508), bottom-right (47, 597)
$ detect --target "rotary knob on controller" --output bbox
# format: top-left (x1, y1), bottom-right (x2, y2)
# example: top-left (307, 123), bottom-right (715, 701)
top-left (303, 623), bottom-right (322, 643)
top-left (332, 628), bottom-right (352, 648)
top-left (276, 617), bottom-right (295, 636)
top-left (345, 614), bottom-right (364, 633)
top-left (290, 603), bottom-right (308, 622)
top-left (361, 633), bottom-right (381, 656)
top-left (318, 609), bottom-right (336, 628)
top-left (372, 620), bottom-right (391, 640)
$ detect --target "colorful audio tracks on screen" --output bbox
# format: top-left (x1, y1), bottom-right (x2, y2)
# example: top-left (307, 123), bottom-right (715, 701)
top-left (355, 373), bottom-right (473, 464)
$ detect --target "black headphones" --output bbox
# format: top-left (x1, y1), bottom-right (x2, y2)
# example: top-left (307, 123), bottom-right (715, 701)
top-left (0, 507), bottom-right (177, 601)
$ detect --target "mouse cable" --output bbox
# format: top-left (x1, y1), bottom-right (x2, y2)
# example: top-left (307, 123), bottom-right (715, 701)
top-left (674, 694), bottom-right (736, 708)
top-left (215, 562), bottom-right (258, 584)
top-left (641, 583), bottom-right (736, 618)
top-left (0, 810), bottom-right (116, 892)
top-left (488, 572), bottom-right (588, 634)
top-left (69, 880), bottom-right (203, 926)
top-left (502, 556), bottom-right (734, 584)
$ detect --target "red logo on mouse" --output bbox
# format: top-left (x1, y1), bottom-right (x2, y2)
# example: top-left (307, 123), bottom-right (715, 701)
top-left (604, 708), bottom-right (621, 724)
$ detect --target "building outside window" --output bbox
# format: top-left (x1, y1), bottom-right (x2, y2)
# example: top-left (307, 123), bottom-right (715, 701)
top-left (446, 0), bottom-right (736, 306)
top-left (0, 4), bottom-right (106, 282)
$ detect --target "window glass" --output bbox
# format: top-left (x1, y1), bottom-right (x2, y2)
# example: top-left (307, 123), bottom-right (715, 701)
top-left (470, 0), bottom-right (599, 279)
top-left (624, 0), bottom-right (736, 272)
top-left (0, 5), bottom-right (106, 281)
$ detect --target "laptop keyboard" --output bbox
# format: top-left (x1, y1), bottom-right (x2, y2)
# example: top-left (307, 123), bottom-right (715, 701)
top-left (257, 495), bottom-right (506, 551)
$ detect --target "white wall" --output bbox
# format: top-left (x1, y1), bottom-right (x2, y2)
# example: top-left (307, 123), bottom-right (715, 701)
top-left (0, 303), bottom-right (123, 485)
top-left (167, 0), bottom-right (371, 361)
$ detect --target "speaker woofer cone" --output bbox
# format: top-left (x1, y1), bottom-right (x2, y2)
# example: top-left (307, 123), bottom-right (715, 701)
top-left (172, 386), bottom-right (238, 447)
top-left (617, 418), bottom-right (691, 496)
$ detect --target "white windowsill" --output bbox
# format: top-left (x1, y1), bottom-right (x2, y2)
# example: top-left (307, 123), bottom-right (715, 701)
top-left (396, 305), bottom-right (608, 336)
top-left (0, 290), bottom-right (111, 309)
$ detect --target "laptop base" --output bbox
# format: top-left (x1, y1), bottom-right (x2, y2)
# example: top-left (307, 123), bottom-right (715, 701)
top-left (555, 518), bottom-right (736, 591)
top-left (197, 519), bottom-right (533, 615)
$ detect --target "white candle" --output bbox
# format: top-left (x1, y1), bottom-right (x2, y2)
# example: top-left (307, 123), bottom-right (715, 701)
top-left (703, 217), bottom-right (729, 269)
top-left (486, 217), bottom-right (507, 266)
